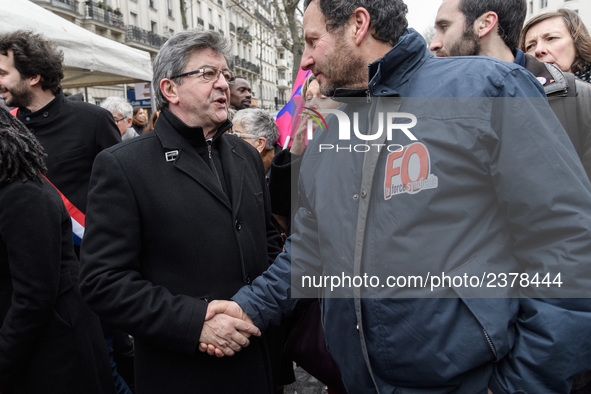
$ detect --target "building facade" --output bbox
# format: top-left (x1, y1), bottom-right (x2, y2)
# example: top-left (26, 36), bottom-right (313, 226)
top-left (32, 0), bottom-right (294, 110)
top-left (526, 0), bottom-right (591, 27)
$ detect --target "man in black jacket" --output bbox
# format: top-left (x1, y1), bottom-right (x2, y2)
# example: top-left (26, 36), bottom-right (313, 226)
top-left (0, 30), bottom-right (121, 215)
top-left (430, 0), bottom-right (591, 181)
top-left (79, 29), bottom-right (282, 394)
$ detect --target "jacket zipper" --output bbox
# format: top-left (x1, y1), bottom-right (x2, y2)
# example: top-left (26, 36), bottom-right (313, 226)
top-left (483, 328), bottom-right (497, 359)
top-left (207, 144), bottom-right (212, 159)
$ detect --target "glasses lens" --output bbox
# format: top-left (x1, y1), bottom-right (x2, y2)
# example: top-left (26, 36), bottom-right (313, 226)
top-left (202, 67), bottom-right (219, 81)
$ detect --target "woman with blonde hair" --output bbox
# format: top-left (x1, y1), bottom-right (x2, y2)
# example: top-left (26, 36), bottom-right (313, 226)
top-left (520, 8), bottom-right (591, 82)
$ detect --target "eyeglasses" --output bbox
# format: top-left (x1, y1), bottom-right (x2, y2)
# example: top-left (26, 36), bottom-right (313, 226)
top-left (170, 66), bottom-right (235, 84)
top-left (113, 117), bottom-right (127, 123)
top-left (233, 132), bottom-right (258, 139)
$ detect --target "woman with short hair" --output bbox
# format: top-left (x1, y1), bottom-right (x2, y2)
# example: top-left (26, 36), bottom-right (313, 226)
top-left (520, 8), bottom-right (591, 82)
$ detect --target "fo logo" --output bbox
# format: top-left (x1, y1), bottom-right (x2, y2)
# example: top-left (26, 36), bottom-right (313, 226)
top-left (384, 142), bottom-right (439, 199)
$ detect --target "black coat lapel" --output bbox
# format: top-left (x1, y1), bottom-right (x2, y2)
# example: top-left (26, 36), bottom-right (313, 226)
top-left (219, 136), bottom-right (245, 216)
top-left (155, 114), bottom-right (232, 210)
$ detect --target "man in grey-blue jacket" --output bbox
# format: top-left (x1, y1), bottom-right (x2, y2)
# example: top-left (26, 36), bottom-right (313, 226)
top-left (203, 0), bottom-right (591, 392)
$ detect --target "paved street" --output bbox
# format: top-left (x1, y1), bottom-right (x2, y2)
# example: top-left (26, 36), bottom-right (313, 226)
top-left (284, 365), bottom-right (328, 394)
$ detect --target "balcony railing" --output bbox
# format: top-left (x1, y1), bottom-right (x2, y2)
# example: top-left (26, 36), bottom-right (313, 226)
top-left (254, 10), bottom-right (273, 29)
top-left (85, 1), bottom-right (124, 28)
top-left (277, 79), bottom-right (289, 89)
top-left (126, 25), bottom-right (168, 49)
top-left (233, 56), bottom-right (261, 74)
top-left (276, 58), bottom-right (288, 70)
top-left (35, 0), bottom-right (77, 13)
top-left (236, 26), bottom-right (252, 42)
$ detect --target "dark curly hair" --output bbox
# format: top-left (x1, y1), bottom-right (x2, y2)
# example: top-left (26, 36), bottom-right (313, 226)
top-left (303, 0), bottom-right (408, 46)
top-left (0, 107), bottom-right (47, 186)
top-left (0, 30), bottom-right (64, 95)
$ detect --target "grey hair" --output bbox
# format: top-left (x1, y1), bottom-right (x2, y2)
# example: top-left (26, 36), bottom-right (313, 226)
top-left (232, 109), bottom-right (279, 150)
top-left (152, 30), bottom-right (232, 110)
top-left (100, 96), bottom-right (133, 119)
top-left (303, 0), bottom-right (408, 46)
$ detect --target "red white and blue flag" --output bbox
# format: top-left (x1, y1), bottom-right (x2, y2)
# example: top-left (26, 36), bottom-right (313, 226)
top-left (276, 68), bottom-right (312, 148)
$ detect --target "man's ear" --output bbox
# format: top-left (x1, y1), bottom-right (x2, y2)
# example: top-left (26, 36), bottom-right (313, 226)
top-left (350, 7), bottom-right (371, 46)
top-left (27, 74), bottom-right (41, 88)
top-left (126, 117), bottom-right (133, 129)
top-left (160, 78), bottom-right (179, 105)
top-left (476, 11), bottom-right (498, 39)
top-left (255, 137), bottom-right (266, 153)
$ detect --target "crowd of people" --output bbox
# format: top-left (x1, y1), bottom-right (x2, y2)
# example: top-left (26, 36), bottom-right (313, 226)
top-left (1, 0), bottom-right (591, 393)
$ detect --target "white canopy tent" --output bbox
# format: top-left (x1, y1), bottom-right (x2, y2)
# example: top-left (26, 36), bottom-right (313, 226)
top-left (0, 0), bottom-right (153, 88)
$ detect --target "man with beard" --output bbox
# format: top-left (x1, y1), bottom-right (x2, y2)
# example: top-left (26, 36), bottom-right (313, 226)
top-left (229, 77), bottom-right (252, 110)
top-left (202, 0), bottom-right (591, 392)
top-left (0, 30), bottom-right (120, 219)
top-left (430, 0), bottom-right (591, 180)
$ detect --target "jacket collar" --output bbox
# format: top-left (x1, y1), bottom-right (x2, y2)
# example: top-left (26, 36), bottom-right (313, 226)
top-left (157, 107), bottom-right (232, 149)
top-left (332, 29), bottom-right (428, 100)
top-left (155, 107), bottom-right (239, 211)
top-left (16, 89), bottom-right (64, 126)
top-left (519, 50), bottom-right (569, 97)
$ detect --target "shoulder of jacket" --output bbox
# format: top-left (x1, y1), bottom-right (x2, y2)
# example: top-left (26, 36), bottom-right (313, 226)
top-left (224, 133), bottom-right (257, 155)
top-left (105, 132), bottom-right (157, 156)
top-left (66, 99), bottom-right (111, 119)
top-left (430, 55), bottom-right (520, 70)
top-left (574, 78), bottom-right (591, 97)
top-left (427, 55), bottom-right (528, 83)
top-left (0, 179), bottom-right (59, 211)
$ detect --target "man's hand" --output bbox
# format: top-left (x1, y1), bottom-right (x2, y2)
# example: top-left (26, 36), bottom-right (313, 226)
top-left (198, 301), bottom-right (260, 357)
top-left (204, 300), bottom-right (252, 322)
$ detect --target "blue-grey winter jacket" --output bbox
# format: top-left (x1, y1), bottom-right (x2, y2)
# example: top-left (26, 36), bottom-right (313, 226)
top-left (234, 29), bottom-right (591, 393)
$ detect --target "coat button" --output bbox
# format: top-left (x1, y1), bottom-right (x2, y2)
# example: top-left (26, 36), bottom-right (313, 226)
top-left (361, 190), bottom-right (367, 198)
top-left (353, 194), bottom-right (359, 200)
top-left (235, 220), bottom-right (242, 231)
top-left (43, 111), bottom-right (49, 117)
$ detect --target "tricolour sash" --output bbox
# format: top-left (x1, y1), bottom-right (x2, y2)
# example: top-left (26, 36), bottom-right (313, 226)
top-left (42, 175), bottom-right (85, 246)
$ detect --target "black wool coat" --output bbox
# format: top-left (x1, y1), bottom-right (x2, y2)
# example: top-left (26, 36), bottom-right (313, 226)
top-left (80, 108), bottom-right (282, 394)
top-left (0, 178), bottom-right (115, 394)
top-left (16, 90), bottom-right (121, 213)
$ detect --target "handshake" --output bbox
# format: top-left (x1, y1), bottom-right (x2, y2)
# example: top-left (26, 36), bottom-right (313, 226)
top-left (198, 300), bottom-right (258, 357)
